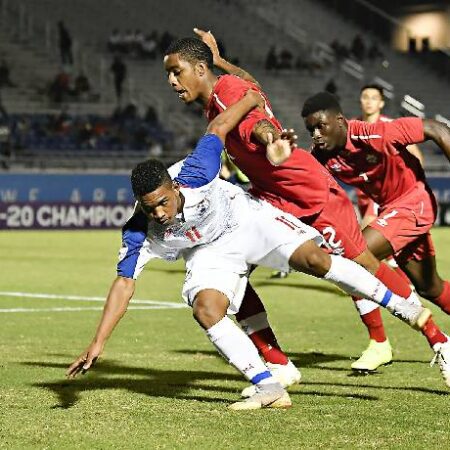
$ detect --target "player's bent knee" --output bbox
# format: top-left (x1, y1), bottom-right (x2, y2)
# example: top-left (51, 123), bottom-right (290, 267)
top-left (192, 289), bottom-right (229, 330)
top-left (289, 240), bottom-right (331, 277)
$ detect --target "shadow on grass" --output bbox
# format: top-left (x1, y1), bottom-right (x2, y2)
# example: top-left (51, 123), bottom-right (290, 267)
top-left (175, 349), bottom-right (351, 371)
top-left (24, 360), bottom-right (240, 409)
top-left (24, 358), bottom-right (379, 409)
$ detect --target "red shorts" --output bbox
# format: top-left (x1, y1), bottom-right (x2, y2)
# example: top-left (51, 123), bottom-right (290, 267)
top-left (304, 188), bottom-right (367, 260)
top-left (368, 182), bottom-right (437, 264)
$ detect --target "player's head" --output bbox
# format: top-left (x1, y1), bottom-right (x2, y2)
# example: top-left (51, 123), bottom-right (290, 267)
top-left (164, 37), bottom-right (214, 104)
top-left (301, 92), bottom-right (347, 151)
top-left (360, 84), bottom-right (385, 118)
top-left (131, 159), bottom-right (181, 226)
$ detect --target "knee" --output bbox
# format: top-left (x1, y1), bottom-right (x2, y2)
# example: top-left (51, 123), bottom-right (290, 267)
top-left (290, 243), bottom-right (330, 277)
top-left (192, 292), bottom-right (227, 329)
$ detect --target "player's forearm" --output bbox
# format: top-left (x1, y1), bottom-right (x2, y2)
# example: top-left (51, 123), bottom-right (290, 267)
top-left (92, 276), bottom-right (135, 344)
top-left (207, 91), bottom-right (263, 141)
top-left (252, 119), bottom-right (281, 146)
top-left (423, 119), bottom-right (450, 162)
top-left (215, 57), bottom-right (260, 86)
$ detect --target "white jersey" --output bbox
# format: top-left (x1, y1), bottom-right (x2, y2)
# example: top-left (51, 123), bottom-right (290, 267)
top-left (117, 134), bottom-right (322, 311)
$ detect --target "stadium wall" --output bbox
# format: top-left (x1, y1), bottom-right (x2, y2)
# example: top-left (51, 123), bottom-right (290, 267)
top-left (0, 173), bottom-right (449, 229)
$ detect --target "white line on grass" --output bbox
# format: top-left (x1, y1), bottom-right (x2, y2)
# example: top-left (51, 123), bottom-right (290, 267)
top-left (0, 305), bottom-right (182, 313)
top-left (0, 291), bottom-right (188, 313)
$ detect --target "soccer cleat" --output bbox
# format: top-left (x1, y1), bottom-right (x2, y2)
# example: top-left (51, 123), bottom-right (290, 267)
top-left (351, 339), bottom-right (393, 372)
top-left (269, 270), bottom-right (289, 279)
top-left (430, 337), bottom-right (450, 388)
top-left (241, 360), bottom-right (301, 398)
top-left (229, 384), bottom-right (292, 410)
top-left (388, 302), bottom-right (432, 331)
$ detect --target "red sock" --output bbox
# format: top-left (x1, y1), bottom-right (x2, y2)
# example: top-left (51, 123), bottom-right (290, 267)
top-left (431, 281), bottom-right (450, 314)
top-left (421, 318), bottom-right (448, 348)
top-left (393, 266), bottom-right (411, 286)
top-left (360, 308), bottom-right (387, 342)
top-left (248, 328), bottom-right (289, 365)
top-left (236, 284), bottom-right (289, 365)
top-left (376, 262), bottom-right (412, 299)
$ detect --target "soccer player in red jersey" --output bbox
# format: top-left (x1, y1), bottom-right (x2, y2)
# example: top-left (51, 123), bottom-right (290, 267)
top-left (301, 91), bottom-right (450, 371)
top-left (355, 84), bottom-right (423, 227)
top-left (162, 33), bottom-right (449, 385)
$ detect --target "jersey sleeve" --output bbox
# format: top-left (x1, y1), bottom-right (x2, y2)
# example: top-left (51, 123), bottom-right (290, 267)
top-left (383, 117), bottom-right (425, 147)
top-left (174, 134), bottom-right (224, 188)
top-left (117, 210), bottom-right (155, 279)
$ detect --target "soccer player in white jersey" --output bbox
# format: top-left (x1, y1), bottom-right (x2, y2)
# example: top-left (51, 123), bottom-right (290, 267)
top-left (68, 95), bottom-right (448, 410)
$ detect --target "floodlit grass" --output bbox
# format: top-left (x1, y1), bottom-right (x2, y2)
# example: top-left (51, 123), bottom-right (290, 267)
top-left (0, 229), bottom-right (449, 449)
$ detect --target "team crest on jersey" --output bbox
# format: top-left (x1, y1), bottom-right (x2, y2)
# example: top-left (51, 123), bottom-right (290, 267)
top-left (366, 153), bottom-right (379, 164)
top-left (330, 162), bottom-right (342, 172)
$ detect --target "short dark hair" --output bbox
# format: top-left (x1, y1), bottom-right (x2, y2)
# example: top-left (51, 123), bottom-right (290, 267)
top-left (360, 83), bottom-right (384, 99)
top-left (301, 92), bottom-right (342, 117)
top-left (165, 37), bottom-right (214, 69)
top-left (131, 159), bottom-right (172, 198)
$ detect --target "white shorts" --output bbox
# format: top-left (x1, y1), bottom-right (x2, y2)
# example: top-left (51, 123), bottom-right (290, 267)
top-left (182, 196), bottom-right (323, 313)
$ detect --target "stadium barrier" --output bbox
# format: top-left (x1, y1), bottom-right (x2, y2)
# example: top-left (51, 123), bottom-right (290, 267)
top-left (0, 173), bottom-right (449, 229)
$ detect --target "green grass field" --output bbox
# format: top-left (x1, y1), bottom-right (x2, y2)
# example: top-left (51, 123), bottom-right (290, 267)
top-left (1, 229), bottom-right (449, 449)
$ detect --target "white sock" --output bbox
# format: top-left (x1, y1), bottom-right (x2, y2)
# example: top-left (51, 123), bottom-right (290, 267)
top-left (324, 255), bottom-right (421, 310)
top-left (354, 298), bottom-right (380, 316)
top-left (206, 317), bottom-right (274, 385)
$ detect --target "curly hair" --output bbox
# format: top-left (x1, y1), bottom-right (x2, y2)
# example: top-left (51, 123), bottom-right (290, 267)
top-left (165, 37), bottom-right (213, 69)
top-left (131, 159), bottom-right (172, 198)
top-left (301, 92), bottom-right (343, 117)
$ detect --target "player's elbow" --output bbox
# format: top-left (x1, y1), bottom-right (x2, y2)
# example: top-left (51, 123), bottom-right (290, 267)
top-left (206, 121), bottom-right (228, 143)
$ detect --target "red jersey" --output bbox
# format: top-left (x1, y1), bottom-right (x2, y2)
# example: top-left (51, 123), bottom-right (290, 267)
top-left (205, 75), bottom-right (340, 218)
top-left (315, 118), bottom-right (427, 207)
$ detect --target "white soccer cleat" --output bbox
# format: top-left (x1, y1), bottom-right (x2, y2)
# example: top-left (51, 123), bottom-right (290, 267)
top-left (431, 337), bottom-right (450, 388)
top-left (241, 360), bottom-right (301, 398)
top-left (388, 302), bottom-right (432, 331)
top-left (229, 384), bottom-right (292, 411)
top-left (351, 339), bottom-right (393, 372)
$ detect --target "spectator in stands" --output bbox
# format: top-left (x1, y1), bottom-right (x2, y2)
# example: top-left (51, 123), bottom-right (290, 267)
top-left (330, 38), bottom-right (349, 62)
top-left (324, 78), bottom-right (339, 99)
top-left (351, 34), bottom-right (366, 61)
top-left (48, 69), bottom-right (71, 103)
top-left (368, 41), bottom-right (384, 60)
top-left (159, 31), bottom-right (175, 53)
top-left (0, 59), bottom-right (16, 88)
top-left (265, 46), bottom-right (279, 71)
top-left (108, 28), bottom-right (123, 53)
top-left (74, 72), bottom-right (91, 100)
top-left (144, 105), bottom-right (159, 124)
top-left (58, 21), bottom-right (73, 66)
top-left (279, 48), bottom-right (293, 70)
top-left (110, 56), bottom-right (127, 103)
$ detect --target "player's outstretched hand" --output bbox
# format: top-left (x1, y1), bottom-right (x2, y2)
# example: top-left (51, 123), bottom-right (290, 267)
top-left (66, 342), bottom-right (103, 379)
top-left (266, 132), bottom-right (292, 166)
top-left (280, 128), bottom-right (298, 149)
top-left (193, 28), bottom-right (221, 64)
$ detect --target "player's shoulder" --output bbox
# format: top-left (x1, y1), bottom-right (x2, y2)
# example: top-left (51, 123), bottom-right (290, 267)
top-left (348, 120), bottom-right (386, 148)
top-left (216, 74), bottom-right (249, 91)
top-left (378, 114), bottom-right (393, 123)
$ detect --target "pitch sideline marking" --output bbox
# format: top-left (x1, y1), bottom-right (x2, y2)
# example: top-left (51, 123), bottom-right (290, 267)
top-left (0, 291), bottom-right (188, 313)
